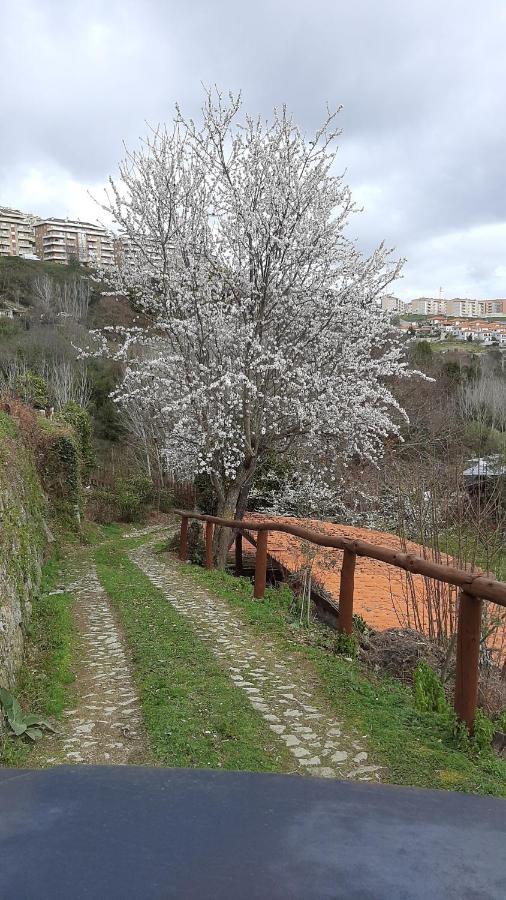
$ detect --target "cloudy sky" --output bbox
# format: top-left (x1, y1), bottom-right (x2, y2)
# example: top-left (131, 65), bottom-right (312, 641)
top-left (1, 0), bottom-right (505, 299)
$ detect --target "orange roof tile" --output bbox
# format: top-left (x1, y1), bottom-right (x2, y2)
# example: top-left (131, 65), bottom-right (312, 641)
top-left (244, 514), bottom-right (505, 663)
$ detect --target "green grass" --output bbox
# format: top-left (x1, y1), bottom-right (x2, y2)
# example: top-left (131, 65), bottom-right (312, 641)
top-left (0, 410), bottom-right (18, 438)
top-left (431, 341), bottom-right (487, 353)
top-left (439, 527), bottom-right (506, 581)
top-left (94, 538), bottom-right (292, 772)
top-left (0, 551), bottom-right (75, 766)
top-left (179, 562), bottom-right (506, 796)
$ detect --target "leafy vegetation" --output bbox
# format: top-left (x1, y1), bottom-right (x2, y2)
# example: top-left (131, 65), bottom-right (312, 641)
top-left (0, 687), bottom-right (56, 741)
top-left (178, 560), bottom-right (506, 795)
top-left (0, 552), bottom-right (75, 766)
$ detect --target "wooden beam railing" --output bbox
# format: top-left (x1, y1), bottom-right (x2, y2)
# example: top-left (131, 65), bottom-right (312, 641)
top-left (174, 509), bottom-right (506, 732)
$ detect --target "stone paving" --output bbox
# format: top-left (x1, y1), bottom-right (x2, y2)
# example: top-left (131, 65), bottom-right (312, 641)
top-left (131, 542), bottom-right (381, 781)
top-left (39, 565), bottom-right (146, 766)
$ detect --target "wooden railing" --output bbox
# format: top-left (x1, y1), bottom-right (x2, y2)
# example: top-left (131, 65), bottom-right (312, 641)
top-left (174, 509), bottom-right (506, 732)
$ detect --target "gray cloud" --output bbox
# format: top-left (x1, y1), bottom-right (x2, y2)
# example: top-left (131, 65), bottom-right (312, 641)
top-left (1, 0), bottom-right (505, 297)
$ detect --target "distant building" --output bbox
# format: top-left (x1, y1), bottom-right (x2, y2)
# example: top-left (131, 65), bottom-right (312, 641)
top-left (380, 295), bottom-right (406, 313)
top-left (408, 297), bottom-right (448, 315)
top-left (0, 207), bottom-right (38, 258)
top-left (430, 317), bottom-right (506, 345)
top-left (448, 298), bottom-right (504, 317)
top-left (406, 297), bottom-right (505, 317)
top-left (34, 218), bottom-right (114, 266)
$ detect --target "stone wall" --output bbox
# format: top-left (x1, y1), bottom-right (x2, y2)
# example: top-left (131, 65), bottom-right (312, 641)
top-left (0, 412), bottom-right (49, 694)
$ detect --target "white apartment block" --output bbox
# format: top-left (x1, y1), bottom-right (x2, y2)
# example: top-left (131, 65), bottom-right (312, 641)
top-left (449, 298), bottom-right (505, 317)
top-left (380, 294), bottom-right (406, 313)
top-left (408, 297), bottom-right (448, 315)
top-left (0, 207), bottom-right (38, 258)
top-left (34, 218), bottom-right (114, 266)
top-left (407, 297), bottom-right (505, 317)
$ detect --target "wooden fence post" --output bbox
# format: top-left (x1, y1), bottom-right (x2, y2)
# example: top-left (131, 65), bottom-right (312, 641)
top-left (179, 516), bottom-right (188, 561)
top-left (454, 589), bottom-right (482, 732)
top-left (338, 549), bottom-right (356, 635)
top-left (205, 522), bottom-right (213, 570)
top-left (254, 530), bottom-right (268, 599)
top-left (235, 532), bottom-right (243, 576)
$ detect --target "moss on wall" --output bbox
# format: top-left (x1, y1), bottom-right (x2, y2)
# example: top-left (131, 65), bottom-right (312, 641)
top-left (0, 404), bottom-right (88, 719)
top-left (0, 416), bottom-right (49, 694)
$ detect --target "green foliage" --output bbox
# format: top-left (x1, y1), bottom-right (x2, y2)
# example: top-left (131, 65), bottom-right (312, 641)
top-left (183, 563), bottom-right (506, 795)
top-left (441, 360), bottom-right (462, 386)
top-left (413, 663), bottom-right (497, 757)
top-left (413, 340), bottom-right (433, 366)
top-left (352, 613), bottom-right (368, 634)
top-left (413, 662), bottom-right (448, 714)
top-left (88, 360), bottom-right (124, 442)
top-left (463, 420), bottom-right (506, 455)
top-left (157, 486), bottom-right (175, 513)
top-left (0, 410), bottom-right (18, 438)
top-left (114, 475), bottom-right (153, 522)
top-left (167, 523), bottom-right (204, 563)
top-left (0, 687), bottom-right (56, 741)
top-left (0, 254), bottom-right (93, 309)
top-left (187, 521), bottom-right (205, 565)
top-left (58, 402), bottom-right (94, 481)
top-left (16, 370), bottom-right (48, 407)
top-left (335, 631), bottom-right (359, 658)
top-left (496, 710), bottom-right (506, 733)
top-left (37, 424), bottom-right (82, 525)
top-left (0, 552), bottom-right (75, 766)
top-left (194, 473), bottom-right (218, 515)
top-left (90, 475), bottom-right (154, 524)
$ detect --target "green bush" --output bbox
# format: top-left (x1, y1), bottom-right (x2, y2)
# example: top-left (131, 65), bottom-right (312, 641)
top-left (335, 632), bottom-right (358, 659)
top-left (157, 486), bottom-right (175, 513)
top-left (194, 473), bottom-right (218, 515)
top-left (413, 661), bottom-right (447, 714)
top-left (413, 662), bottom-right (497, 757)
top-left (113, 476), bottom-right (154, 523)
top-left (58, 402), bottom-right (94, 481)
top-left (16, 371), bottom-right (48, 408)
top-left (187, 521), bottom-right (205, 565)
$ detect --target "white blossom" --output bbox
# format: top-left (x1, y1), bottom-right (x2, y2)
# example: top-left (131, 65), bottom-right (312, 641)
top-left (98, 89), bottom-right (412, 562)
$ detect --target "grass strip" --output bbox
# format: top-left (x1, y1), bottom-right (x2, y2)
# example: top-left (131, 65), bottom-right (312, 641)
top-left (0, 551), bottom-right (75, 766)
top-left (94, 540), bottom-right (291, 772)
top-left (179, 561), bottom-right (506, 797)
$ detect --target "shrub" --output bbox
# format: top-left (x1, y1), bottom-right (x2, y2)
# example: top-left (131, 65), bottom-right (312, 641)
top-left (157, 486), bottom-right (175, 513)
top-left (413, 661), bottom-right (447, 714)
top-left (335, 632), bottom-right (358, 659)
top-left (58, 402), bottom-right (94, 482)
top-left (187, 521), bottom-right (205, 565)
top-left (15, 371), bottom-right (48, 408)
top-left (194, 473), bottom-right (218, 515)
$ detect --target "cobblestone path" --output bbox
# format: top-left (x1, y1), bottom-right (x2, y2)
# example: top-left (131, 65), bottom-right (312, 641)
top-left (39, 564), bottom-right (146, 766)
top-left (131, 543), bottom-right (381, 781)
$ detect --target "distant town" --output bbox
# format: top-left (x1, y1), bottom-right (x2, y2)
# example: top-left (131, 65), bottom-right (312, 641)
top-left (1, 204), bottom-right (505, 346)
top-left (0, 205), bottom-right (115, 266)
top-left (381, 294), bottom-right (506, 348)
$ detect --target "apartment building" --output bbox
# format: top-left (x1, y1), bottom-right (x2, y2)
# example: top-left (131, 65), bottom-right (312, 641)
top-left (408, 297), bottom-right (448, 315)
top-left (380, 294), bottom-right (407, 313)
top-left (449, 298), bottom-right (505, 317)
top-left (0, 207), bottom-right (38, 258)
top-left (34, 218), bottom-right (114, 266)
top-left (406, 297), bottom-right (505, 317)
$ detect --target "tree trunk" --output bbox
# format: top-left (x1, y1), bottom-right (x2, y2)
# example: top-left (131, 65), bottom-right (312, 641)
top-left (213, 486), bottom-right (242, 568)
top-left (212, 462), bottom-right (257, 568)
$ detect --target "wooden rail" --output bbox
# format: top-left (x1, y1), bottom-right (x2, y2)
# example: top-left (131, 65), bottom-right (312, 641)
top-left (174, 509), bottom-right (506, 732)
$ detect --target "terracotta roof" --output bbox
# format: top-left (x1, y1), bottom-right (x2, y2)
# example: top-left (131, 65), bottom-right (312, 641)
top-left (243, 514), bottom-right (505, 662)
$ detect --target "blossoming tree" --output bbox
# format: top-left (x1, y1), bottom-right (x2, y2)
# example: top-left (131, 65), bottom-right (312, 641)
top-left (103, 90), bottom-right (411, 565)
